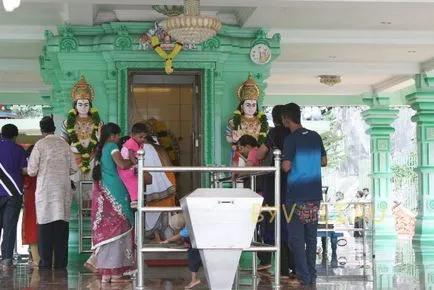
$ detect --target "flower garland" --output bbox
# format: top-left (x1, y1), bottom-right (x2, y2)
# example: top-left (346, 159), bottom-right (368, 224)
top-left (232, 110), bottom-right (268, 144)
top-left (150, 36), bottom-right (183, 74)
top-left (66, 108), bottom-right (100, 173)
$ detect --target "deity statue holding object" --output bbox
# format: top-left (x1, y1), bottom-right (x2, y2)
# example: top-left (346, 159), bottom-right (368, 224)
top-left (61, 76), bottom-right (103, 177)
top-left (226, 75), bottom-right (268, 146)
top-left (226, 74), bottom-right (268, 165)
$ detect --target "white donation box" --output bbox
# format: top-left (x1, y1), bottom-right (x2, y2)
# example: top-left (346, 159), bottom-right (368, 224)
top-left (180, 188), bottom-right (264, 290)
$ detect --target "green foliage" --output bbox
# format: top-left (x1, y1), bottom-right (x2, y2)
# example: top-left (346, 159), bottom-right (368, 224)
top-left (320, 110), bottom-right (345, 169)
top-left (391, 152), bottom-right (417, 188)
top-left (9, 105), bottom-right (43, 119)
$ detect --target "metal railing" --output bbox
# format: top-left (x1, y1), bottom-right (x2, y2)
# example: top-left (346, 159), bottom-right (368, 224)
top-left (318, 201), bottom-right (374, 281)
top-left (135, 149), bottom-right (282, 290)
top-left (78, 180), bottom-right (93, 253)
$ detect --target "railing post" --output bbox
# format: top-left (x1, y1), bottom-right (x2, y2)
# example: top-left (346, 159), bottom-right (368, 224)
top-left (273, 149), bottom-right (282, 289)
top-left (251, 175), bottom-right (258, 279)
top-left (136, 149), bottom-right (145, 290)
top-left (78, 181), bottom-right (83, 254)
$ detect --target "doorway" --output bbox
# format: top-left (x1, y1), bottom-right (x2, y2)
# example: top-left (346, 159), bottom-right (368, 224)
top-left (128, 71), bottom-right (202, 198)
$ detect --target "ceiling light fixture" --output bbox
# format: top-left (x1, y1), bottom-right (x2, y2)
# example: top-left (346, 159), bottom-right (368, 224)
top-left (2, 0), bottom-right (20, 12)
top-left (152, 5), bottom-right (184, 17)
top-left (380, 21), bottom-right (392, 25)
top-left (318, 75), bottom-right (342, 87)
top-left (408, 50), bottom-right (416, 53)
top-left (164, 0), bottom-right (222, 45)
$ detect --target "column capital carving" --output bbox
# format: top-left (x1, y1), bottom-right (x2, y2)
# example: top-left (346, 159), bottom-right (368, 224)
top-left (406, 91), bottom-right (434, 112)
top-left (362, 93), bottom-right (392, 107)
top-left (362, 107), bottom-right (399, 128)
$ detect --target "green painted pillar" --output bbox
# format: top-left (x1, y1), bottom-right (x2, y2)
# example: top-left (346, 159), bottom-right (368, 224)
top-left (406, 74), bottom-right (434, 244)
top-left (362, 103), bottom-right (399, 239)
top-left (41, 95), bottom-right (53, 116)
top-left (104, 79), bottom-right (117, 123)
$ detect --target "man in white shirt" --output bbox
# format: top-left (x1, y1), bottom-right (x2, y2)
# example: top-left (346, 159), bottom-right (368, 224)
top-left (28, 116), bottom-right (78, 269)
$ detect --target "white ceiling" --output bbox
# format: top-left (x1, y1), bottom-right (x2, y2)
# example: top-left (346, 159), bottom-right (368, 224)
top-left (2, 0), bottom-right (434, 102)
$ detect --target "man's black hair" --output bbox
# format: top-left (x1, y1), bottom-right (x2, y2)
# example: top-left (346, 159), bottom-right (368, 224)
top-left (1, 124), bottom-right (19, 139)
top-left (281, 103), bottom-right (301, 125)
top-left (131, 123), bottom-right (149, 134)
top-left (40, 116), bottom-right (56, 133)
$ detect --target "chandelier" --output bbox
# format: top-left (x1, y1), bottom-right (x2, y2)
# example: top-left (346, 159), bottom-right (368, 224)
top-left (318, 75), bottom-right (342, 87)
top-left (152, 5), bottom-right (184, 17)
top-left (164, 0), bottom-right (222, 45)
top-left (2, 0), bottom-right (20, 12)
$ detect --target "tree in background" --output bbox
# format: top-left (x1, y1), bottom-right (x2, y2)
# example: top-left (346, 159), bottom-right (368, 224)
top-left (320, 109), bottom-right (345, 169)
top-left (9, 105), bottom-right (43, 119)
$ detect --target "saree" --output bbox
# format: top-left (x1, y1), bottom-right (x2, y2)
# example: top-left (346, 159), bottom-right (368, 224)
top-left (91, 142), bottom-right (134, 274)
top-left (22, 176), bottom-right (38, 245)
top-left (142, 144), bottom-right (176, 238)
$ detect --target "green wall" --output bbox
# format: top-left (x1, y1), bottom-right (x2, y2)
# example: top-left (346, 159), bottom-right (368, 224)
top-left (40, 22), bottom-right (280, 166)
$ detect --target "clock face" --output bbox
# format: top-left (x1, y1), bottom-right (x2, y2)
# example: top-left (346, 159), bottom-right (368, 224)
top-left (250, 44), bottom-right (271, 65)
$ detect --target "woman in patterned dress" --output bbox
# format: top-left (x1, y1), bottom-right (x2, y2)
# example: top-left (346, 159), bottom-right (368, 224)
top-left (90, 123), bottom-right (139, 283)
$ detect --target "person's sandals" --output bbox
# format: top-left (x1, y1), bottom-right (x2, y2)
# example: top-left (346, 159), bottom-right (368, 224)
top-left (101, 275), bottom-right (111, 283)
top-left (83, 262), bottom-right (98, 273)
top-left (110, 275), bottom-right (130, 283)
top-left (185, 280), bottom-right (201, 289)
top-left (257, 264), bottom-right (272, 271)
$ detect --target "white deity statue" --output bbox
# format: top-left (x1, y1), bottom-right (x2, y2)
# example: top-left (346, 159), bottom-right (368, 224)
top-left (226, 75), bottom-right (269, 165)
top-left (61, 76), bottom-right (103, 196)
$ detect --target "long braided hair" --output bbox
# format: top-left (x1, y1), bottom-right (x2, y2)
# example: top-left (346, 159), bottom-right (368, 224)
top-left (92, 122), bottom-right (121, 181)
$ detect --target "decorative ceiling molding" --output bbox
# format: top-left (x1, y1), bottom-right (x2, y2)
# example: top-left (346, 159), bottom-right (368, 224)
top-left (61, 3), bottom-right (94, 25)
top-left (0, 59), bottom-right (40, 72)
top-left (0, 25), bottom-right (56, 41)
top-left (421, 57), bottom-right (434, 74)
top-left (372, 75), bottom-right (415, 92)
top-left (271, 29), bottom-right (434, 45)
top-left (266, 83), bottom-right (373, 95)
top-left (271, 61), bottom-right (420, 75)
top-left (0, 81), bottom-right (51, 93)
top-left (113, 8), bottom-right (237, 24)
top-left (22, 0), bottom-right (434, 6)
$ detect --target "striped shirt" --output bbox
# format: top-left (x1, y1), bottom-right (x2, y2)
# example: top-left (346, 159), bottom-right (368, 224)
top-left (0, 138), bottom-right (27, 197)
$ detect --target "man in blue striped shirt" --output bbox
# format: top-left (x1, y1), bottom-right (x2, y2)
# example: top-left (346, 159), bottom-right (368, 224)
top-left (281, 103), bottom-right (327, 285)
top-left (0, 124), bottom-right (27, 270)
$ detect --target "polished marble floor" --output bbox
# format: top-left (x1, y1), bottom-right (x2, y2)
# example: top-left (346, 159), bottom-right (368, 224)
top-left (0, 235), bottom-right (433, 290)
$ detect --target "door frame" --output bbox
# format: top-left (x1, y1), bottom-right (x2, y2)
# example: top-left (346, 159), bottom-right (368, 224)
top-left (127, 70), bottom-right (203, 190)
top-left (117, 61), bottom-right (215, 177)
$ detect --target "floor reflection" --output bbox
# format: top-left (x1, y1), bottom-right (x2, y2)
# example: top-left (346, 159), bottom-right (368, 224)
top-left (0, 238), bottom-right (433, 289)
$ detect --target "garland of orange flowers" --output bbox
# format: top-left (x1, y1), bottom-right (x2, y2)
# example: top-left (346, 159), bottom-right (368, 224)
top-left (66, 108), bottom-right (100, 173)
top-left (150, 36), bottom-right (183, 74)
top-left (232, 110), bottom-right (268, 144)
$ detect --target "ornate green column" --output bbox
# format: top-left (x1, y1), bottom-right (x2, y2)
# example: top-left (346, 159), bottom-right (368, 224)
top-left (104, 79), bottom-right (117, 123)
top-left (362, 98), bottom-right (398, 289)
top-left (362, 98), bottom-right (399, 239)
top-left (406, 74), bottom-right (434, 244)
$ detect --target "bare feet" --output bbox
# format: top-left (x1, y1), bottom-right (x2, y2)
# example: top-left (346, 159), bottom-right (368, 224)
top-left (111, 275), bottom-right (130, 283)
top-left (83, 262), bottom-right (98, 273)
top-left (185, 279), bottom-right (201, 289)
top-left (101, 275), bottom-right (111, 283)
top-left (257, 264), bottom-right (271, 271)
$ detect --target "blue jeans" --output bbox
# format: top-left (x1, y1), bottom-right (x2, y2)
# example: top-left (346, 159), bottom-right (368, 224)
top-left (287, 202), bottom-right (318, 284)
top-left (0, 195), bottom-right (22, 266)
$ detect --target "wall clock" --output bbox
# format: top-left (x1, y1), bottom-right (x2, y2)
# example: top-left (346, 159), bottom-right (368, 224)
top-left (250, 43), bottom-right (271, 65)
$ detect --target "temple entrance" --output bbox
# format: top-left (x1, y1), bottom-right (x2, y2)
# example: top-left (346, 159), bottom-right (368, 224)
top-left (128, 71), bottom-right (202, 199)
